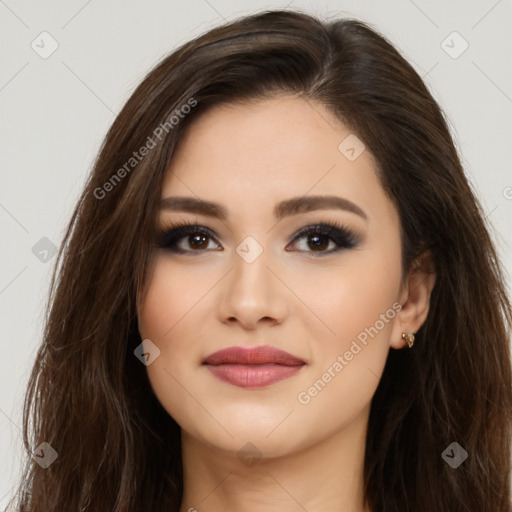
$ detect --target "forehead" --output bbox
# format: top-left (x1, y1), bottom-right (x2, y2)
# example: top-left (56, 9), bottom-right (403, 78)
top-left (166, 95), bottom-right (351, 179)
top-left (161, 95), bottom-right (391, 223)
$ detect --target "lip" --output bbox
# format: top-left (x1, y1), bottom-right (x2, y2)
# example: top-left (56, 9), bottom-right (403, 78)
top-left (203, 345), bottom-right (306, 388)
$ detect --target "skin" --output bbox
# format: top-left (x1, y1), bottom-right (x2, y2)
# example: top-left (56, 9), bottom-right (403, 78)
top-left (137, 95), bottom-right (436, 512)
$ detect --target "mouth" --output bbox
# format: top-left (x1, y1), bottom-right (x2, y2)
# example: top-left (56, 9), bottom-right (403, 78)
top-left (202, 345), bottom-right (306, 388)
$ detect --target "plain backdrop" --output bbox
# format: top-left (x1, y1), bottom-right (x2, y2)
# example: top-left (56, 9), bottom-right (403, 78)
top-left (1, 0), bottom-right (511, 507)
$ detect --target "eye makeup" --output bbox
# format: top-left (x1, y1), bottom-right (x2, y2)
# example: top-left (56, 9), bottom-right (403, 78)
top-left (154, 217), bottom-right (361, 257)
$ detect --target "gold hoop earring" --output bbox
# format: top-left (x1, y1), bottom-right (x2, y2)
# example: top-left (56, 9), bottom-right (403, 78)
top-left (402, 331), bottom-right (415, 348)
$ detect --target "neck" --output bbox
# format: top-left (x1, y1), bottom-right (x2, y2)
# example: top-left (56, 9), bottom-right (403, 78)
top-left (179, 404), bottom-right (372, 512)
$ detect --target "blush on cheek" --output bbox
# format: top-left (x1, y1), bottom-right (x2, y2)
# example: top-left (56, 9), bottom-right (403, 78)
top-left (139, 264), bottom-right (199, 340)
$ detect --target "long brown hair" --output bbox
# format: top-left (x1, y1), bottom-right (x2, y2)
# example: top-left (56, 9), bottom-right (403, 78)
top-left (7, 9), bottom-right (512, 512)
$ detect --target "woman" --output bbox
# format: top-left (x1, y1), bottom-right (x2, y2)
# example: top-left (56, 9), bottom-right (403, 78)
top-left (7, 9), bottom-right (512, 512)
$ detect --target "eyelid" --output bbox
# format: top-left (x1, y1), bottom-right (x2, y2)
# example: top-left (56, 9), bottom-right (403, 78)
top-left (290, 221), bottom-right (357, 240)
top-left (154, 221), bottom-right (222, 250)
top-left (156, 218), bottom-right (358, 239)
top-left (287, 221), bottom-right (360, 252)
top-left (154, 218), bottom-right (361, 255)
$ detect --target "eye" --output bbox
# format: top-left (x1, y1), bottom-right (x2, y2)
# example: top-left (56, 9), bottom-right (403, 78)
top-left (154, 220), bottom-right (360, 256)
top-left (287, 221), bottom-right (359, 256)
top-left (154, 221), bottom-right (221, 254)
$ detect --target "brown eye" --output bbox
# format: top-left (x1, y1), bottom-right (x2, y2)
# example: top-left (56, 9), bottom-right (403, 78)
top-left (287, 222), bottom-right (359, 256)
top-left (186, 233), bottom-right (211, 250)
top-left (155, 223), bottom-right (222, 254)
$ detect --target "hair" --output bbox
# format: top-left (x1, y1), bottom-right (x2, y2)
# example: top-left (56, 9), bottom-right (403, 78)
top-left (6, 8), bottom-right (512, 512)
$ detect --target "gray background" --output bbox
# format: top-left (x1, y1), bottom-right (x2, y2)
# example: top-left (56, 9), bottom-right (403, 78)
top-left (1, 0), bottom-right (511, 507)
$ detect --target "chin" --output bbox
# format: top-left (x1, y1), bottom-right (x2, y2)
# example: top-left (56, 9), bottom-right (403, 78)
top-left (183, 411), bottom-right (302, 457)
top-left (205, 429), bottom-right (301, 461)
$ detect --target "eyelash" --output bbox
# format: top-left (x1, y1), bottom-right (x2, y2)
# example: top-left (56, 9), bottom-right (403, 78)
top-left (154, 219), bottom-right (359, 257)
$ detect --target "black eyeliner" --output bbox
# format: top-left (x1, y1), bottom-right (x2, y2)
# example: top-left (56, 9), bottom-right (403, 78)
top-left (154, 220), bottom-right (219, 254)
top-left (289, 221), bottom-right (359, 253)
top-left (155, 219), bottom-right (360, 255)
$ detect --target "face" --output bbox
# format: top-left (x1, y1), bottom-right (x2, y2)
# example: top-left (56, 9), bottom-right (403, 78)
top-left (137, 95), bottom-right (412, 458)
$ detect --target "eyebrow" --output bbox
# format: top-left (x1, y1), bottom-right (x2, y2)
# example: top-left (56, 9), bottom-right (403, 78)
top-left (159, 195), bottom-right (367, 221)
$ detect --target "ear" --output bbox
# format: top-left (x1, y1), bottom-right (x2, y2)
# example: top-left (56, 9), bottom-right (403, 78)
top-left (390, 251), bottom-right (436, 349)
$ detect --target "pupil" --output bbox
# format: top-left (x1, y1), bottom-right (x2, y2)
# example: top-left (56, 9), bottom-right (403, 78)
top-left (309, 235), bottom-right (328, 251)
top-left (190, 234), bottom-right (207, 249)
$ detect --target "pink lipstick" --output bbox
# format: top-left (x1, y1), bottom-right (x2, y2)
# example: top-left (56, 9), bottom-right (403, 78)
top-left (203, 345), bottom-right (305, 388)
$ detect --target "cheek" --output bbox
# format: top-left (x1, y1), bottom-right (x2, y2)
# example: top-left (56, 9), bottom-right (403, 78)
top-left (290, 251), bottom-right (401, 352)
top-left (288, 244), bottom-right (402, 410)
top-left (137, 257), bottom-right (211, 430)
top-left (137, 258), bottom-right (201, 375)
top-left (333, 265), bottom-right (399, 342)
top-left (290, 258), bottom-right (400, 437)
top-left (138, 255), bottom-right (215, 341)
top-left (138, 258), bottom-right (182, 339)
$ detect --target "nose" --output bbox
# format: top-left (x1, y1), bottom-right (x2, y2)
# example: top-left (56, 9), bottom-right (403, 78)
top-left (216, 246), bottom-right (289, 330)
